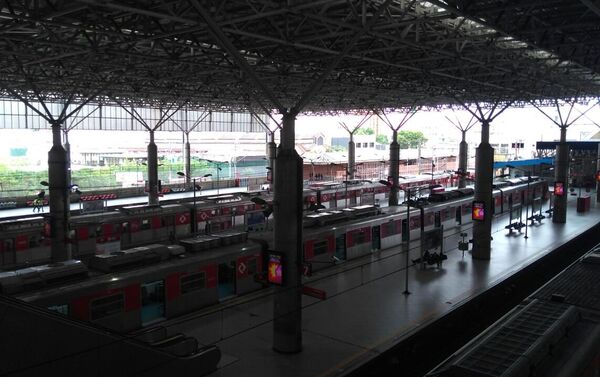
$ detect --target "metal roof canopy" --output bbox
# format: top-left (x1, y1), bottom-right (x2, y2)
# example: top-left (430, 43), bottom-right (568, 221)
top-left (1, 1), bottom-right (600, 114)
top-left (494, 157), bottom-right (554, 169)
top-left (537, 141), bottom-right (600, 151)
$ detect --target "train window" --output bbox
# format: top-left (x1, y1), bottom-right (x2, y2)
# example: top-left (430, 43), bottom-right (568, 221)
top-left (48, 304), bottom-right (69, 315)
top-left (181, 272), bottom-right (206, 294)
top-left (3, 239), bottom-right (14, 252)
top-left (90, 293), bottom-right (124, 320)
top-left (247, 259), bottom-right (258, 275)
top-left (352, 230), bottom-right (367, 245)
top-left (382, 222), bottom-right (393, 237)
top-left (29, 235), bottom-right (42, 248)
top-left (313, 240), bottom-right (328, 255)
top-left (141, 219), bottom-right (151, 230)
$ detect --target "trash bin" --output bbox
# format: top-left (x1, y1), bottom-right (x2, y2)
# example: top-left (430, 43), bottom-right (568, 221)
top-left (577, 196), bottom-right (591, 212)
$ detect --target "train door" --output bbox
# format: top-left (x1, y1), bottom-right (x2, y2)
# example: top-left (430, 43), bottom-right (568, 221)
top-left (335, 234), bottom-right (346, 261)
top-left (349, 193), bottom-right (357, 206)
top-left (402, 219), bottom-right (408, 242)
top-left (218, 261), bottom-right (236, 299)
top-left (2, 239), bottom-right (15, 266)
top-left (141, 280), bottom-right (165, 325)
top-left (371, 226), bottom-right (381, 251)
top-left (121, 222), bottom-right (132, 248)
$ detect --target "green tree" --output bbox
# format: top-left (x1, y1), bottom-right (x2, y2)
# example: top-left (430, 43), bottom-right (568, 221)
top-left (326, 145), bottom-right (346, 152)
top-left (375, 134), bottom-right (389, 144)
top-left (397, 130), bottom-right (427, 149)
top-left (355, 127), bottom-right (374, 135)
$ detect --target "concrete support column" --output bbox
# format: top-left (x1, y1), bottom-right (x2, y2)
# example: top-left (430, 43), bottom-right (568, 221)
top-left (267, 133), bottom-right (277, 192)
top-left (389, 130), bottom-right (400, 206)
top-left (273, 112), bottom-right (302, 354)
top-left (417, 145), bottom-right (422, 174)
top-left (48, 122), bottom-right (71, 262)
top-left (458, 131), bottom-right (468, 188)
top-left (553, 126), bottom-right (569, 223)
top-left (147, 131), bottom-right (159, 205)
top-left (184, 133), bottom-right (191, 187)
top-left (348, 135), bottom-right (355, 180)
top-left (63, 131), bottom-right (72, 188)
top-left (472, 121), bottom-right (494, 260)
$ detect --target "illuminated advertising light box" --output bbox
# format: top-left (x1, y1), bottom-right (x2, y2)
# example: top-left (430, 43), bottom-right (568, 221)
top-left (267, 252), bottom-right (284, 286)
top-left (472, 201), bottom-right (485, 221)
top-left (554, 181), bottom-right (565, 196)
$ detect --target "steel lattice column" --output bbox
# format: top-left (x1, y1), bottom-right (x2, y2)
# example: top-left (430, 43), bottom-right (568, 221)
top-left (472, 120), bottom-right (493, 260)
top-left (147, 131), bottom-right (159, 205)
top-left (458, 130), bottom-right (468, 188)
top-left (267, 133), bottom-right (277, 192)
top-left (48, 122), bottom-right (71, 262)
top-left (553, 126), bottom-right (569, 223)
top-left (597, 144), bottom-right (600, 203)
top-left (273, 113), bottom-right (303, 353)
top-left (184, 134), bottom-right (191, 187)
top-left (63, 131), bottom-right (72, 189)
top-left (389, 130), bottom-right (400, 206)
top-left (348, 135), bottom-right (356, 180)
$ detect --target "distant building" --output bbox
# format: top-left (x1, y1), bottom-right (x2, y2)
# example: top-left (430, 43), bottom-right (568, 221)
top-left (330, 135), bottom-right (386, 151)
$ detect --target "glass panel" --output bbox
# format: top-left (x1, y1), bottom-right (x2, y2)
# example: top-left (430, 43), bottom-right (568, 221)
top-left (90, 294), bottom-right (124, 320)
top-left (313, 240), bottom-right (328, 255)
top-left (48, 304), bottom-right (69, 315)
top-left (218, 262), bottom-right (236, 299)
top-left (141, 280), bottom-right (165, 325)
top-left (181, 272), bottom-right (206, 294)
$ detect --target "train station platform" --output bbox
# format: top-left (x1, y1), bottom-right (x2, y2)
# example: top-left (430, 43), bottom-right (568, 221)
top-left (158, 193), bottom-right (600, 377)
top-left (0, 186), bottom-right (249, 220)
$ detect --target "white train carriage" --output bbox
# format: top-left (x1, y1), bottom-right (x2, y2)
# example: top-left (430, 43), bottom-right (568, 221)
top-left (377, 214), bottom-right (403, 251)
top-left (427, 188), bottom-right (474, 226)
top-left (301, 179), bottom-right (548, 270)
top-left (0, 216), bottom-right (49, 269)
top-left (185, 195), bottom-right (262, 234)
top-left (419, 202), bottom-right (447, 236)
top-left (305, 181), bottom-right (387, 210)
top-left (10, 239), bottom-right (264, 333)
top-left (302, 205), bottom-right (416, 264)
top-left (302, 229), bottom-right (336, 272)
top-left (344, 221), bottom-right (375, 260)
top-left (70, 211), bottom-right (127, 262)
top-left (119, 204), bottom-right (191, 247)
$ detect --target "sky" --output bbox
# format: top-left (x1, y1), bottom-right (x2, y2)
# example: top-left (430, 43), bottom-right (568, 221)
top-left (293, 104), bottom-right (600, 144)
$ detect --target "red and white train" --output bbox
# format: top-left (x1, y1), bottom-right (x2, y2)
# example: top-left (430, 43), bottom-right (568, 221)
top-left (0, 175), bottom-right (459, 271)
top-left (3, 236), bottom-right (264, 332)
top-left (0, 178), bottom-right (547, 333)
top-left (0, 194), bottom-right (269, 270)
top-left (303, 173), bottom-right (454, 210)
top-left (299, 177), bottom-right (548, 272)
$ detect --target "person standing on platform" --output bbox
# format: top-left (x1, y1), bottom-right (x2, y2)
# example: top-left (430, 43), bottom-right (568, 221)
top-left (33, 190), bottom-right (45, 213)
